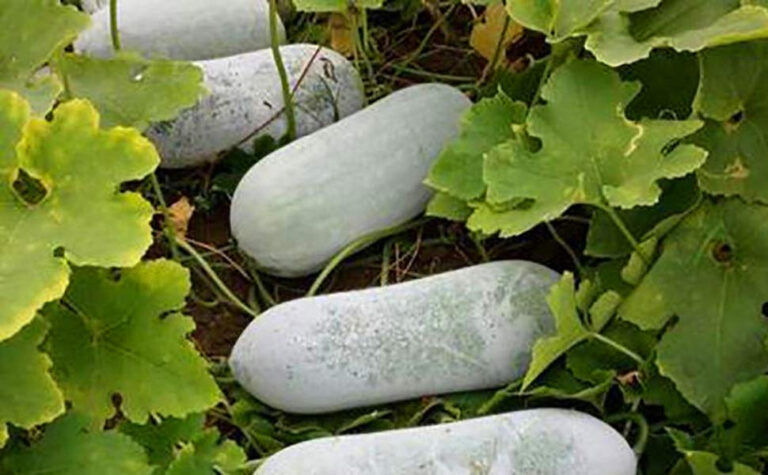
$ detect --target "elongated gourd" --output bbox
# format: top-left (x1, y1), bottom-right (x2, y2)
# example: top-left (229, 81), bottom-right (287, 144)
top-left (75, 0), bottom-right (283, 60)
top-left (145, 45), bottom-right (365, 169)
top-left (254, 409), bottom-right (637, 474)
top-left (230, 84), bottom-right (471, 277)
top-left (230, 261), bottom-right (558, 413)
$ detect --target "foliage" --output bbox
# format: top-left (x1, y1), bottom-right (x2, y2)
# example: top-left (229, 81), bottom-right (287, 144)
top-left (3, 0), bottom-right (768, 473)
top-left (0, 1), bottom-right (231, 471)
top-left (426, 2), bottom-right (768, 471)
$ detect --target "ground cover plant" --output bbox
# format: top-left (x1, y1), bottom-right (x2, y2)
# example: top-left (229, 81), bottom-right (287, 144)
top-left (1, 0), bottom-right (768, 473)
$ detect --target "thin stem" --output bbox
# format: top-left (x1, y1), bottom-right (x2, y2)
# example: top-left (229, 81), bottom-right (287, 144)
top-left (590, 332), bottom-right (645, 366)
top-left (606, 411), bottom-right (649, 456)
top-left (307, 218), bottom-right (429, 296)
top-left (268, 0), bottom-right (296, 141)
top-left (477, 379), bottom-right (523, 415)
top-left (380, 239), bottom-right (393, 286)
top-left (109, 0), bottom-right (121, 51)
top-left (149, 173), bottom-right (181, 261)
top-left (594, 203), bottom-right (647, 262)
top-left (545, 221), bottom-right (584, 276)
top-left (176, 238), bottom-right (260, 318)
top-left (391, 4), bottom-right (456, 77)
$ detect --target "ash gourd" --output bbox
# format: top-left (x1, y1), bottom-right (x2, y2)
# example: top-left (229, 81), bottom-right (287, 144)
top-left (254, 409), bottom-right (637, 474)
top-left (75, 0), bottom-right (283, 60)
top-left (230, 261), bottom-right (559, 413)
top-left (230, 83), bottom-right (471, 277)
top-left (146, 44), bottom-right (365, 169)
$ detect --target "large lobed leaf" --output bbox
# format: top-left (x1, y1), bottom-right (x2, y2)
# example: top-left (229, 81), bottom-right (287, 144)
top-left (620, 200), bottom-right (768, 419)
top-left (43, 260), bottom-right (221, 425)
top-left (0, 0), bottom-right (89, 112)
top-left (467, 59), bottom-right (706, 238)
top-left (59, 52), bottom-right (207, 131)
top-left (0, 93), bottom-right (158, 342)
top-left (692, 39), bottom-right (768, 203)
top-left (584, 0), bottom-right (768, 66)
top-left (2, 413), bottom-right (153, 475)
top-left (0, 319), bottom-right (64, 448)
top-left (425, 91), bottom-right (526, 202)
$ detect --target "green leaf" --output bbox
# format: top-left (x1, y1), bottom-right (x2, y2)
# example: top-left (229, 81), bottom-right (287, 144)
top-left (1, 413), bottom-right (153, 475)
top-left (120, 414), bottom-right (207, 468)
top-left (722, 376), bottom-right (768, 451)
top-left (165, 434), bottom-right (246, 475)
top-left (567, 320), bottom-right (656, 384)
top-left (586, 175), bottom-right (701, 257)
top-left (620, 200), bottom-right (768, 419)
top-left (43, 260), bottom-right (221, 425)
top-left (468, 59), bottom-right (706, 238)
top-left (122, 414), bottom-right (246, 475)
top-left (505, 0), bottom-right (613, 41)
top-left (425, 192), bottom-right (473, 221)
top-left (584, 1), bottom-right (768, 67)
top-left (292, 0), bottom-right (382, 12)
top-left (692, 40), bottom-right (768, 203)
top-left (684, 451), bottom-right (760, 475)
top-left (621, 236), bottom-right (658, 285)
top-left (522, 273), bottom-right (618, 389)
top-left (425, 91), bottom-right (525, 201)
top-left (524, 365), bottom-right (614, 409)
top-left (0, 319), bottom-right (64, 447)
top-left (0, 0), bottom-right (89, 112)
top-left (0, 96), bottom-right (158, 342)
top-left (59, 52), bottom-right (207, 131)
top-left (642, 360), bottom-right (703, 423)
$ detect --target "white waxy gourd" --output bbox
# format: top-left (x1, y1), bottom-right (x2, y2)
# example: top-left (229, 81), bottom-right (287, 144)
top-left (146, 44), bottom-right (365, 169)
top-left (75, 0), bottom-right (283, 60)
top-left (230, 83), bottom-right (471, 277)
top-left (254, 409), bottom-right (637, 475)
top-left (230, 261), bottom-right (559, 413)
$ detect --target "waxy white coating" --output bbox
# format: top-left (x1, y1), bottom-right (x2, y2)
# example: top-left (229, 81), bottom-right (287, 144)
top-left (146, 45), bottom-right (365, 169)
top-left (230, 261), bottom-right (559, 413)
top-left (230, 83), bottom-right (471, 277)
top-left (254, 409), bottom-right (637, 474)
top-left (75, 0), bottom-right (283, 60)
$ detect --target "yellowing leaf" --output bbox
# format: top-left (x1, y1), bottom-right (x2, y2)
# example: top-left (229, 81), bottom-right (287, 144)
top-left (0, 93), bottom-right (158, 342)
top-left (168, 197), bottom-right (195, 239)
top-left (0, 318), bottom-right (64, 447)
top-left (44, 260), bottom-right (222, 425)
top-left (329, 13), bottom-right (355, 57)
top-left (470, 4), bottom-right (523, 63)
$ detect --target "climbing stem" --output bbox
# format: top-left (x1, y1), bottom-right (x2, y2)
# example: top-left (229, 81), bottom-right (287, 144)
top-left (307, 218), bottom-right (430, 297)
top-left (590, 332), bottom-right (645, 366)
top-left (176, 238), bottom-right (260, 318)
top-left (268, 0), bottom-right (296, 141)
top-left (606, 411), bottom-right (649, 456)
top-left (149, 173), bottom-right (181, 261)
top-left (109, 0), bottom-right (121, 51)
top-left (545, 221), bottom-right (584, 276)
top-left (594, 202), bottom-right (647, 262)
